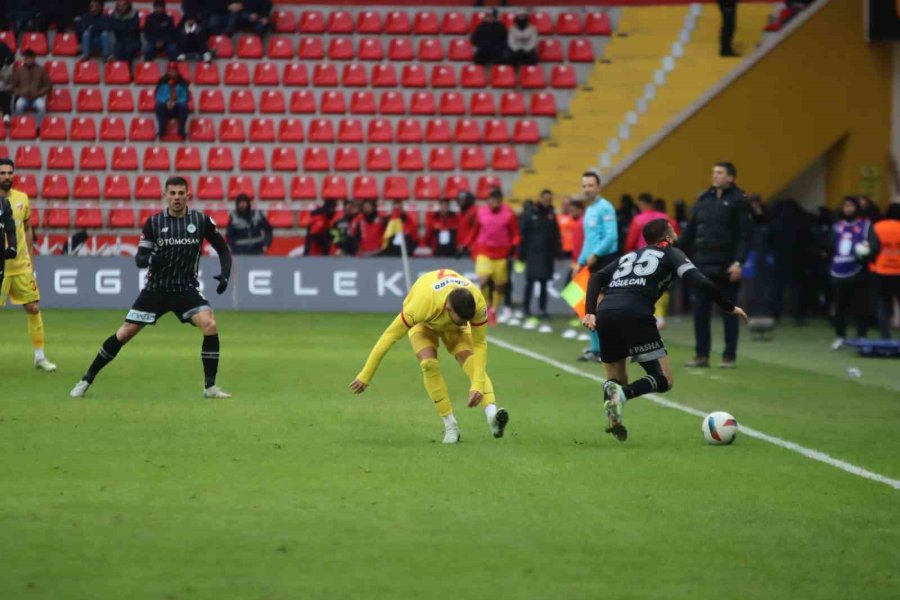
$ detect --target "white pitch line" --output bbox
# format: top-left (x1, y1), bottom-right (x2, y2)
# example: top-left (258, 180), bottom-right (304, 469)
top-left (490, 336), bottom-right (900, 491)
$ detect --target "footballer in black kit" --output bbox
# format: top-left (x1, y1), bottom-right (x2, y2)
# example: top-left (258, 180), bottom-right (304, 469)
top-left (582, 218), bottom-right (748, 441)
top-left (70, 176), bottom-right (234, 399)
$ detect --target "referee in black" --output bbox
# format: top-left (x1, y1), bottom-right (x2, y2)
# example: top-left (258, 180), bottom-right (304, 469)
top-left (0, 193), bottom-right (17, 288)
top-left (70, 176), bottom-right (233, 398)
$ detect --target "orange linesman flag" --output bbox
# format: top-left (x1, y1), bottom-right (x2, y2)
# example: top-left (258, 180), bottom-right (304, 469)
top-left (560, 267), bottom-right (592, 318)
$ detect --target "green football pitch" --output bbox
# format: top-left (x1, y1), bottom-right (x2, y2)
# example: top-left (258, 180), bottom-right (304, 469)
top-left (1, 309), bottom-right (898, 600)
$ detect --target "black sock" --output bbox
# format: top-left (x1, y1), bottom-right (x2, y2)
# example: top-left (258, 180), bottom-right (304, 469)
top-left (84, 334), bottom-right (123, 383)
top-left (623, 375), bottom-right (659, 400)
top-left (202, 334), bottom-right (220, 388)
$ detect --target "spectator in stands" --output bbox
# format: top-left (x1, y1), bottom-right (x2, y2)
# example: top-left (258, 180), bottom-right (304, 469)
top-left (304, 201), bottom-right (337, 257)
top-left (208, 1), bottom-right (243, 37)
top-left (330, 202), bottom-right (359, 257)
top-left (8, 0), bottom-right (36, 35)
top-left (32, 0), bottom-right (77, 33)
top-left (109, 0), bottom-right (141, 61)
top-left (0, 44), bottom-right (13, 122)
top-left (351, 200), bottom-right (386, 257)
top-left (77, 0), bottom-right (112, 61)
top-left (226, 193), bottom-right (272, 255)
top-left (829, 196), bottom-right (880, 349)
top-left (520, 190), bottom-right (561, 331)
top-left (425, 199), bottom-right (459, 257)
top-left (718, 0), bottom-right (738, 57)
top-left (455, 191), bottom-right (478, 258)
top-left (143, 0), bottom-right (178, 61)
top-left (238, 0), bottom-right (272, 38)
top-left (176, 14), bottom-right (212, 62)
top-left (154, 61), bottom-right (189, 139)
top-left (11, 50), bottom-right (51, 132)
top-left (471, 8), bottom-right (508, 66)
top-left (873, 203), bottom-right (900, 339)
top-left (381, 201), bottom-right (419, 257)
top-left (680, 161), bottom-right (753, 368)
top-left (507, 12), bottom-right (538, 67)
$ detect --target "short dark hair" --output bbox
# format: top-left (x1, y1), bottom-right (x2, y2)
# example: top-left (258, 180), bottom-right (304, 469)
top-left (642, 218), bottom-right (672, 244)
top-left (236, 193), bottom-right (250, 203)
top-left (448, 288), bottom-right (476, 321)
top-left (540, 189), bottom-right (553, 197)
top-left (165, 175), bottom-right (189, 190)
top-left (637, 193), bottom-right (653, 206)
top-left (715, 161), bottom-right (737, 178)
top-left (885, 203), bottom-right (900, 220)
top-left (488, 187), bottom-right (503, 199)
top-left (582, 171), bottom-right (601, 185)
top-left (0, 158), bottom-right (14, 170)
top-left (23, 49), bottom-right (36, 58)
top-left (153, 0), bottom-right (165, 7)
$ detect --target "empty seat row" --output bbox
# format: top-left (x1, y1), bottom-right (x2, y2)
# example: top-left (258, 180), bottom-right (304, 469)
top-left (16, 173), bottom-right (505, 202)
top-left (36, 203), bottom-right (307, 230)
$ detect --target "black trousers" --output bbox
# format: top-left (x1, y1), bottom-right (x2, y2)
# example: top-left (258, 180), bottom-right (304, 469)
top-left (524, 278), bottom-right (548, 316)
top-left (155, 102), bottom-right (189, 137)
top-left (693, 276), bottom-right (740, 359)
top-left (876, 274), bottom-right (900, 339)
top-left (718, 0), bottom-right (737, 53)
top-left (832, 278), bottom-right (870, 339)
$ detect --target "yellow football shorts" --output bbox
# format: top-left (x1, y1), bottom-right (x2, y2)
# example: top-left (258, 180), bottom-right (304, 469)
top-left (408, 323), bottom-right (472, 357)
top-left (474, 255), bottom-right (509, 285)
top-left (0, 272), bottom-right (41, 306)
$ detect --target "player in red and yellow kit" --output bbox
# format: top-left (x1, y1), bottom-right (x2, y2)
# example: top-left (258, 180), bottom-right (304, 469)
top-left (0, 158), bottom-right (56, 371)
top-left (349, 269), bottom-right (509, 443)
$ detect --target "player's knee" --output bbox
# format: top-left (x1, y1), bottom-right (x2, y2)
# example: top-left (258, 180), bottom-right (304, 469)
top-left (203, 318), bottom-right (218, 336)
top-left (419, 357), bottom-right (441, 376)
top-left (454, 350), bottom-right (472, 366)
top-left (117, 323), bottom-right (141, 343)
top-left (24, 302), bottom-right (39, 315)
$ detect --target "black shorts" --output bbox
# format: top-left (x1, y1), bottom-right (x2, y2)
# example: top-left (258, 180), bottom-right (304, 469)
top-left (125, 288), bottom-right (211, 326)
top-left (596, 309), bottom-right (667, 364)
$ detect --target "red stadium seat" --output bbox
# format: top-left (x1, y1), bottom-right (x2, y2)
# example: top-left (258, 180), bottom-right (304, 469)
top-left (139, 88), bottom-right (157, 112)
top-left (228, 176), bottom-right (255, 199)
top-left (353, 175), bottom-right (379, 201)
top-left (129, 117), bottom-right (157, 141)
top-left (338, 118), bottom-right (364, 143)
top-left (199, 89), bottom-right (226, 113)
top-left (322, 175), bottom-right (349, 200)
top-left (107, 88), bottom-right (134, 112)
top-left (552, 65), bottom-right (577, 89)
top-left (282, 63), bottom-right (308, 86)
top-left (249, 118), bottom-right (276, 142)
top-left (585, 12), bottom-right (613, 35)
top-left (298, 37), bottom-right (324, 59)
top-left (425, 118), bottom-right (452, 143)
top-left (77, 89), bottom-right (103, 112)
top-left (98, 117), bottom-right (125, 141)
top-left (278, 118), bottom-right (305, 142)
top-left (75, 205), bottom-right (103, 228)
top-left (133, 61), bottom-right (161, 85)
top-left (208, 35), bottom-right (233, 58)
top-left (74, 60), bottom-right (100, 84)
top-left (410, 91), bottom-right (436, 115)
top-left (259, 176), bottom-right (286, 200)
top-left (290, 176), bottom-right (317, 200)
top-left (196, 176), bottom-right (224, 200)
top-left (397, 147), bottom-right (424, 171)
top-left (476, 175), bottom-right (503, 199)
top-left (104, 60), bottom-right (131, 84)
top-left (530, 92), bottom-right (557, 116)
top-left (321, 90), bottom-right (347, 114)
top-left (384, 11), bottom-right (411, 34)
top-left (531, 12), bottom-right (554, 35)
top-left (396, 118), bottom-right (422, 143)
top-left (254, 62), bottom-right (279, 85)
top-left (308, 118), bottom-right (335, 142)
top-left (415, 11), bottom-right (441, 34)
top-left (500, 13), bottom-right (516, 29)
top-left (513, 119), bottom-right (540, 143)
top-left (143, 147), bottom-right (170, 171)
top-left (358, 38), bottom-right (384, 61)
top-left (492, 146), bottom-right (519, 171)
top-left (43, 203), bottom-right (70, 228)
top-left (219, 118), bottom-right (246, 142)
top-left (357, 11), bottom-right (383, 33)
top-left (520, 65), bottom-right (547, 89)
top-left (444, 175), bottom-right (471, 199)
top-left (342, 63), bottom-right (368, 87)
top-left (365, 147), bottom-right (392, 171)
top-left (500, 92), bottom-right (526, 116)
top-left (267, 203), bottom-right (293, 228)
top-left (350, 91), bottom-right (376, 115)
top-left (460, 146), bottom-right (487, 170)
top-left (13, 174), bottom-right (38, 197)
top-left (372, 64), bottom-right (398, 87)
top-left (194, 62), bottom-right (220, 85)
top-left (45, 60), bottom-right (69, 84)
top-left (384, 176), bottom-right (410, 200)
top-left (327, 10), bottom-right (354, 33)
top-left (236, 35), bottom-right (263, 59)
top-left (239, 147), bottom-right (266, 171)
top-left (40, 116), bottom-right (67, 140)
top-left (414, 175), bottom-right (440, 200)
top-left (379, 91), bottom-right (405, 115)
top-left (224, 62), bottom-right (250, 85)
top-left (460, 64), bottom-right (486, 88)
top-left (455, 119), bottom-right (481, 144)
top-left (418, 38), bottom-right (443, 62)
top-left (272, 10), bottom-right (296, 33)
top-left (206, 146), bottom-right (234, 172)
top-left (267, 36), bottom-right (294, 59)
top-left (79, 146), bottom-right (107, 170)
top-left (47, 88), bottom-right (72, 112)
top-left (313, 63), bottom-right (338, 86)
top-left (109, 204), bottom-right (136, 228)
top-left (175, 146), bottom-right (202, 171)
top-left (441, 11), bottom-right (468, 35)
top-left (73, 174), bottom-right (100, 199)
top-left (41, 174), bottom-right (69, 199)
top-left (428, 147), bottom-right (455, 171)
top-left (21, 32), bottom-right (48, 55)
top-left (483, 119), bottom-right (511, 143)
top-left (328, 37), bottom-right (354, 60)
top-left (52, 32), bottom-right (79, 56)
top-left (299, 10), bottom-right (325, 33)
top-left (303, 147), bottom-right (330, 171)
top-left (334, 147), bottom-right (361, 171)
top-left (289, 90), bottom-right (316, 114)
top-left (15, 145), bottom-right (42, 169)
top-left (538, 39), bottom-right (563, 62)
top-left (229, 89), bottom-right (255, 113)
top-left (135, 175), bottom-right (163, 200)
top-left (271, 147), bottom-right (299, 171)
top-left (388, 38), bottom-right (414, 61)
top-left (470, 92), bottom-right (497, 116)
top-left (112, 146), bottom-right (138, 170)
top-left (401, 64), bottom-right (427, 88)
top-left (490, 65), bottom-right (516, 88)
top-left (430, 64), bottom-right (456, 88)
top-left (10, 115), bottom-right (37, 139)
top-left (138, 206), bottom-right (158, 223)
top-left (259, 89), bottom-right (286, 113)
top-left (556, 12), bottom-right (583, 35)
top-left (447, 39), bottom-right (473, 61)
top-left (103, 175), bottom-right (131, 200)
top-left (438, 92), bottom-right (465, 116)
top-left (367, 118), bottom-right (393, 143)
top-left (188, 117), bottom-right (215, 142)
top-left (569, 39), bottom-right (595, 62)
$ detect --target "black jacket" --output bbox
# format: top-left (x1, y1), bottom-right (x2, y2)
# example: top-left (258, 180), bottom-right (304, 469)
top-left (144, 12), bottom-right (177, 42)
top-left (226, 208), bottom-right (273, 255)
top-left (680, 185), bottom-right (753, 278)
top-left (471, 21), bottom-right (508, 50)
top-left (76, 10), bottom-right (110, 36)
top-left (520, 204), bottom-right (561, 280)
top-left (0, 196), bottom-right (18, 277)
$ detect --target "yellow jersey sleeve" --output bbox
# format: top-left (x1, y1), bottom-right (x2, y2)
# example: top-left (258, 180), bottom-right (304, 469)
top-left (355, 314), bottom-right (409, 385)
top-left (468, 288), bottom-right (489, 392)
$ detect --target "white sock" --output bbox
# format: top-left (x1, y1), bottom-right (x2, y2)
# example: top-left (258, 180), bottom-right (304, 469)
top-left (34, 348), bottom-right (45, 361)
top-left (484, 403), bottom-right (498, 423)
top-left (442, 414), bottom-right (458, 428)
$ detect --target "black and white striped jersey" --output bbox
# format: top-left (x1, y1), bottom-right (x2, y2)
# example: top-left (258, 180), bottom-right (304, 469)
top-left (139, 209), bottom-right (221, 292)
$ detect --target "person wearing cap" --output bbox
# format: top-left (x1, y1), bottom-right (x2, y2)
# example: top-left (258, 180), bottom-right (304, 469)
top-left (227, 194), bottom-right (273, 256)
top-left (143, 0), bottom-right (178, 61)
top-left (154, 61), bottom-right (189, 139)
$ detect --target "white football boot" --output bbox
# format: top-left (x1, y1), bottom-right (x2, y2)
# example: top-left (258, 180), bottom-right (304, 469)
top-left (35, 358), bottom-right (57, 372)
top-left (442, 424), bottom-right (461, 444)
top-left (70, 380), bottom-right (90, 398)
top-left (203, 385), bottom-right (233, 399)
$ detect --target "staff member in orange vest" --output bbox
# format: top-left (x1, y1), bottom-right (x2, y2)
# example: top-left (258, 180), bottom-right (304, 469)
top-left (873, 203), bottom-right (900, 339)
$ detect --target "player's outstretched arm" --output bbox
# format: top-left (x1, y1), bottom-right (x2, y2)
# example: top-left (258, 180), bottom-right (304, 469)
top-left (682, 269), bottom-right (749, 323)
top-left (350, 314), bottom-right (410, 393)
top-left (204, 217), bottom-right (233, 294)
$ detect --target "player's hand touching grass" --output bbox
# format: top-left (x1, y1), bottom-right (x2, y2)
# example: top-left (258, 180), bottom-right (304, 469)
top-left (213, 274), bottom-right (228, 294)
top-left (467, 390), bottom-right (483, 407)
top-left (349, 378), bottom-right (368, 394)
top-left (731, 306), bottom-right (749, 324)
top-left (581, 314), bottom-right (596, 331)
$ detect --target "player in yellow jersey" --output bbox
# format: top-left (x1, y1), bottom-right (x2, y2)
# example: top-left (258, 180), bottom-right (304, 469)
top-left (0, 158), bottom-right (57, 371)
top-left (349, 269), bottom-right (509, 444)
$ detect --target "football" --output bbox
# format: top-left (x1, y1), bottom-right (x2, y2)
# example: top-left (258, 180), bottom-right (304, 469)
top-left (702, 411), bottom-right (738, 445)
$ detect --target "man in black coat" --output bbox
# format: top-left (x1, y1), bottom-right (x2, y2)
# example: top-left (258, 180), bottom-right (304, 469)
top-left (680, 161), bottom-right (753, 368)
top-left (143, 0), bottom-right (178, 60)
top-left (471, 8), bottom-right (508, 66)
top-left (226, 194), bottom-right (273, 255)
top-left (520, 190), bottom-right (561, 331)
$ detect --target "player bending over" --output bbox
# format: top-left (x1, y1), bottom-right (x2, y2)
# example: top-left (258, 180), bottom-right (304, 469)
top-left (349, 269), bottom-right (509, 444)
top-left (70, 176), bottom-right (233, 399)
top-left (582, 218), bottom-right (748, 441)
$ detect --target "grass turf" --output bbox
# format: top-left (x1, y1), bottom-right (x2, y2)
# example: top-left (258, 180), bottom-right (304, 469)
top-left (0, 309), bottom-right (898, 600)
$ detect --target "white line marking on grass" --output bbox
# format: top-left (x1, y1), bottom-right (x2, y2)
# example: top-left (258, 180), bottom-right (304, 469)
top-left (490, 336), bottom-right (900, 491)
